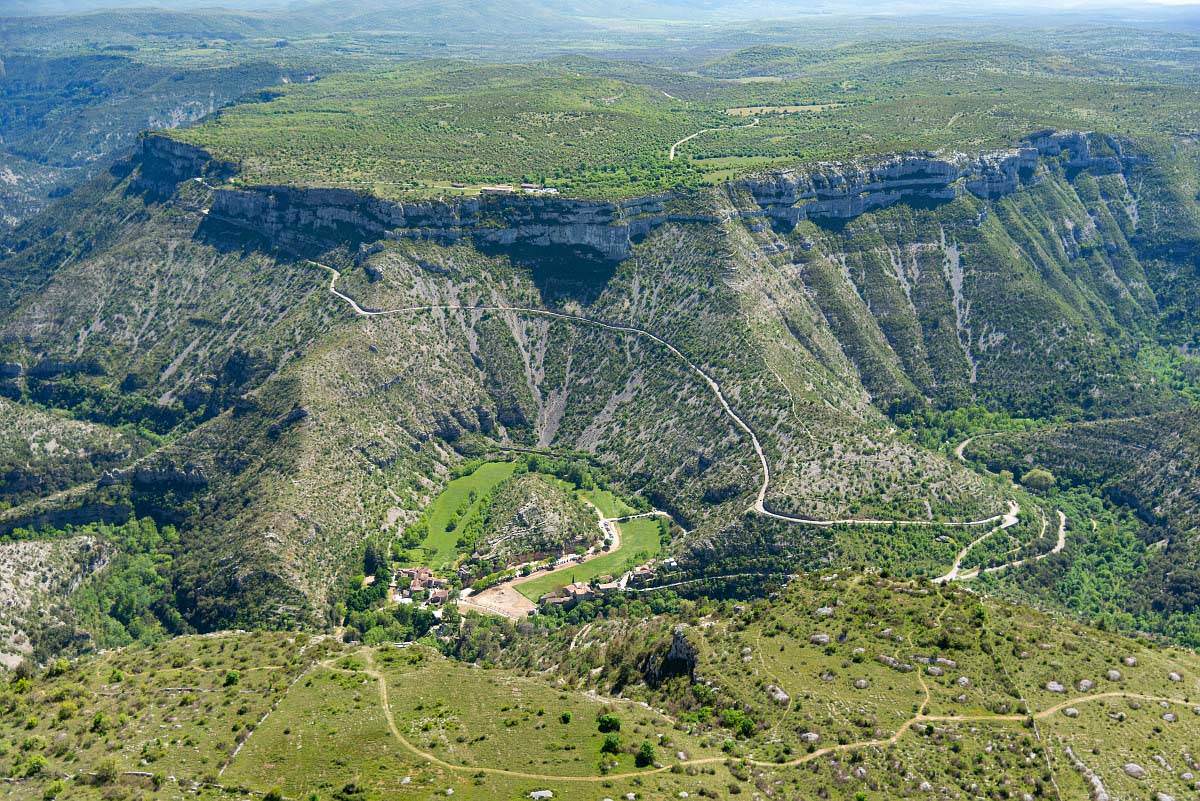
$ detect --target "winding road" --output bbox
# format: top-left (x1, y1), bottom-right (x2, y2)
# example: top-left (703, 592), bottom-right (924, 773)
top-left (669, 117), bottom-right (760, 160)
top-left (935, 509), bottom-right (1067, 583)
top-left (932, 500), bottom-right (1020, 583)
top-left (316, 261), bottom-right (1015, 530)
top-left (953, 433), bottom-right (982, 462)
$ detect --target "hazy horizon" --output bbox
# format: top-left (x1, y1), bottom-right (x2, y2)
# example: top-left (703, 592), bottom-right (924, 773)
top-left (3, 0), bottom-right (1199, 17)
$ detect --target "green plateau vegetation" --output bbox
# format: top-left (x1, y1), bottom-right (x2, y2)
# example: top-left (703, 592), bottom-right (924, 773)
top-left (173, 62), bottom-right (716, 198)
top-left (170, 49), bottom-right (1200, 199)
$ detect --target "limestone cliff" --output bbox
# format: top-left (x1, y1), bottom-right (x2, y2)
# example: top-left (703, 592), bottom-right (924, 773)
top-left (205, 184), bottom-right (691, 260)
top-left (734, 130), bottom-right (1135, 229)
top-left (139, 129), bottom-right (1136, 262)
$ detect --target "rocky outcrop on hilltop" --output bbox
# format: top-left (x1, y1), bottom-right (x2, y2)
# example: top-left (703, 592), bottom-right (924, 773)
top-left (644, 624), bottom-right (698, 686)
top-left (735, 130), bottom-right (1136, 229)
top-left (474, 473), bottom-right (598, 566)
top-left (134, 134), bottom-right (236, 197)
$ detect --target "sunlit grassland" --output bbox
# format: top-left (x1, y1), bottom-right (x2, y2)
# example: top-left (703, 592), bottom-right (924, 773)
top-left (517, 516), bottom-right (664, 601)
top-left (577, 487), bottom-right (636, 518)
top-left (414, 460), bottom-right (517, 569)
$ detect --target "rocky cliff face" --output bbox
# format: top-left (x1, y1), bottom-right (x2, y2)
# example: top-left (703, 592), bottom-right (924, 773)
top-left (98, 462), bottom-right (208, 489)
top-left (135, 134), bottom-right (236, 197)
top-left (140, 129), bottom-right (1135, 262)
top-left (734, 130), bottom-right (1136, 230)
top-left (205, 183), bottom-right (690, 260)
top-left (140, 133), bottom-right (702, 260)
top-left (643, 624), bottom-right (698, 686)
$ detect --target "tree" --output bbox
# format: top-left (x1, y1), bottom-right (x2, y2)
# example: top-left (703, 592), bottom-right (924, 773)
top-left (635, 741), bottom-right (656, 767)
top-left (1020, 468), bottom-right (1056, 492)
top-left (363, 542), bottom-right (385, 577)
top-left (601, 733), bottom-right (622, 754)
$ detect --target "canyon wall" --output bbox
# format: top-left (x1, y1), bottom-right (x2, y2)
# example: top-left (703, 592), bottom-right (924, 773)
top-left (735, 130), bottom-right (1133, 229)
top-left (139, 129), bottom-right (1138, 260)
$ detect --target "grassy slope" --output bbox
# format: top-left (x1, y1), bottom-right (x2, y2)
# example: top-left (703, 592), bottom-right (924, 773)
top-left (415, 461), bottom-right (517, 568)
top-left (494, 574), bottom-right (1200, 799)
top-left (578, 487), bottom-right (635, 518)
top-left (5, 576), bottom-right (1199, 800)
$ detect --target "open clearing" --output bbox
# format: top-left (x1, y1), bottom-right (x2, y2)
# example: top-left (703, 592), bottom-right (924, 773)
top-left (725, 103), bottom-right (843, 115)
top-left (516, 515), bottom-right (664, 601)
top-left (412, 461), bottom-right (517, 568)
top-left (577, 487), bottom-right (636, 518)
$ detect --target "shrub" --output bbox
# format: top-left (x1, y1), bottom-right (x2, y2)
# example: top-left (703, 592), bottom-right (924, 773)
top-left (635, 741), bottom-right (656, 767)
top-left (601, 733), bottom-right (622, 754)
top-left (597, 713), bottom-right (621, 733)
top-left (22, 754), bottom-right (47, 777)
top-left (560, 711), bottom-right (572, 724)
top-left (719, 708), bottom-right (756, 738)
top-left (95, 757), bottom-right (119, 784)
top-left (90, 712), bottom-right (109, 734)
